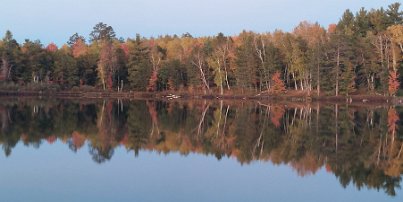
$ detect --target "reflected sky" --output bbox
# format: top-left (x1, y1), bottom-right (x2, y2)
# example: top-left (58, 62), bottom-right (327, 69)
top-left (0, 141), bottom-right (401, 202)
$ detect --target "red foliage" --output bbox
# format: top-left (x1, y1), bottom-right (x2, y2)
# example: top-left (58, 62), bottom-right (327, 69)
top-left (46, 43), bottom-right (58, 52)
top-left (147, 70), bottom-right (158, 91)
top-left (72, 39), bottom-right (87, 58)
top-left (146, 101), bottom-right (159, 125)
top-left (120, 133), bottom-right (129, 145)
top-left (325, 164), bottom-right (332, 173)
top-left (120, 43), bottom-right (129, 58)
top-left (71, 132), bottom-right (86, 150)
top-left (271, 106), bottom-right (285, 128)
top-left (270, 71), bottom-right (286, 94)
top-left (328, 24), bottom-right (337, 34)
top-left (46, 135), bottom-right (57, 144)
top-left (107, 74), bottom-right (113, 90)
top-left (388, 108), bottom-right (399, 134)
top-left (388, 70), bottom-right (400, 96)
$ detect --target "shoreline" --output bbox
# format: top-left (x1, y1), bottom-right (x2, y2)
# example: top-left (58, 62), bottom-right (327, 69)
top-left (1, 90), bottom-right (403, 105)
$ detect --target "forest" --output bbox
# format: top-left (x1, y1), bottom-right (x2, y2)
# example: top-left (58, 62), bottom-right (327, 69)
top-left (0, 3), bottom-right (402, 96)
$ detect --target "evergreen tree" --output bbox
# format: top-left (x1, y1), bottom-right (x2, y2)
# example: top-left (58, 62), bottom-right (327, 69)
top-left (53, 49), bottom-right (79, 88)
top-left (340, 62), bottom-right (356, 96)
top-left (89, 22), bottom-right (116, 42)
top-left (127, 34), bottom-right (151, 90)
top-left (386, 2), bottom-right (403, 25)
top-left (235, 31), bottom-right (258, 91)
top-left (0, 31), bottom-right (20, 82)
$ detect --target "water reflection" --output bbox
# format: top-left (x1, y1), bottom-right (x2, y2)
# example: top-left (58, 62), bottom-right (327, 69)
top-left (0, 99), bottom-right (402, 196)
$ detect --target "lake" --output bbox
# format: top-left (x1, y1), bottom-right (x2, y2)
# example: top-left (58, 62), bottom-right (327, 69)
top-left (0, 98), bottom-right (402, 202)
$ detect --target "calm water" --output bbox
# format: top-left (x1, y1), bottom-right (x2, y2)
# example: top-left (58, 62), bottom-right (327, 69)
top-left (0, 99), bottom-right (402, 202)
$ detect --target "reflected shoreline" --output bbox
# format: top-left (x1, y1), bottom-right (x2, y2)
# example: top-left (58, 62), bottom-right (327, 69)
top-left (0, 99), bottom-right (402, 196)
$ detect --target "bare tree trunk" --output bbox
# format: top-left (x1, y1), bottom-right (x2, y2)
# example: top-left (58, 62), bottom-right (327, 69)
top-left (335, 45), bottom-right (340, 96)
top-left (391, 38), bottom-right (398, 72)
top-left (254, 36), bottom-right (269, 91)
top-left (216, 101), bottom-right (223, 137)
top-left (221, 105), bottom-right (230, 137)
top-left (335, 104), bottom-right (339, 154)
top-left (317, 56), bottom-right (320, 96)
top-left (192, 52), bottom-right (210, 94)
top-left (197, 103), bottom-right (210, 138)
top-left (316, 103), bottom-right (320, 136)
top-left (292, 72), bottom-right (298, 90)
top-left (217, 59), bottom-right (224, 95)
top-left (223, 38), bottom-right (231, 90)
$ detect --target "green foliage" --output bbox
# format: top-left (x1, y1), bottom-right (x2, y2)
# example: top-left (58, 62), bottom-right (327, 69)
top-left (0, 4), bottom-right (402, 95)
top-left (67, 33), bottom-right (86, 46)
top-left (127, 35), bottom-right (151, 90)
top-left (76, 53), bottom-right (98, 86)
top-left (235, 31), bottom-right (258, 90)
top-left (340, 62), bottom-right (356, 95)
top-left (89, 22), bottom-right (116, 42)
top-left (53, 50), bottom-right (79, 88)
top-left (0, 99), bottom-right (402, 196)
top-left (157, 59), bottom-right (187, 90)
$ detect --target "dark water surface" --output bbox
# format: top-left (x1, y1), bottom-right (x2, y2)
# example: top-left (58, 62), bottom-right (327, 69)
top-left (0, 99), bottom-right (402, 202)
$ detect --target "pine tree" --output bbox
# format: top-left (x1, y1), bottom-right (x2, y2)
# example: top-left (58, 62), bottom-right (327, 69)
top-left (54, 50), bottom-right (78, 88)
top-left (235, 32), bottom-right (258, 91)
top-left (127, 34), bottom-right (151, 90)
top-left (340, 62), bottom-right (356, 96)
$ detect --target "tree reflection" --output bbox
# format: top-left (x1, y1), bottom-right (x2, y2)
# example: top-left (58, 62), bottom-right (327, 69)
top-left (0, 99), bottom-right (402, 195)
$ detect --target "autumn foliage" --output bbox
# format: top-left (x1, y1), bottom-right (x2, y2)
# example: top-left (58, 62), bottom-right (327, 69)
top-left (72, 39), bottom-right (87, 58)
top-left (270, 71), bottom-right (286, 94)
top-left (46, 43), bottom-right (58, 52)
top-left (388, 70), bottom-right (400, 96)
top-left (270, 106), bottom-right (285, 128)
top-left (387, 107), bottom-right (399, 139)
top-left (0, 3), bottom-right (402, 95)
top-left (147, 70), bottom-right (158, 91)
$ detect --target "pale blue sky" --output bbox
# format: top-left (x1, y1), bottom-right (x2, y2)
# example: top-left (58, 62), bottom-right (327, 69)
top-left (0, 0), bottom-right (399, 45)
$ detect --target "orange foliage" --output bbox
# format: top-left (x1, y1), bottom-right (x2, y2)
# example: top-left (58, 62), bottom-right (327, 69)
top-left (388, 70), bottom-right (400, 96)
top-left (388, 108), bottom-right (399, 135)
top-left (293, 21), bottom-right (326, 47)
top-left (46, 43), bottom-right (58, 52)
top-left (270, 71), bottom-right (286, 94)
top-left (120, 133), bottom-right (129, 145)
top-left (147, 70), bottom-right (158, 92)
top-left (46, 135), bottom-right (57, 144)
top-left (328, 24), bottom-right (337, 34)
top-left (107, 74), bottom-right (113, 90)
top-left (72, 39), bottom-right (87, 58)
top-left (271, 106), bottom-right (285, 128)
top-left (71, 132), bottom-right (86, 149)
top-left (290, 153), bottom-right (320, 176)
top-left (325, 164), bottom-right (333, 173)
top-left (120, 43), bottom-right (129, 58)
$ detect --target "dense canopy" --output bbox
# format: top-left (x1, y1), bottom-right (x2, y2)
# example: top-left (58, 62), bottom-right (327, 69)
top-left (0, 3), bottom-right (402, 96)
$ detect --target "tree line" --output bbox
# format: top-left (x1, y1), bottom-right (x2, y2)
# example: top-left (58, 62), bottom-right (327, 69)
top-left (0, 3), bottom-right (402, 96)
